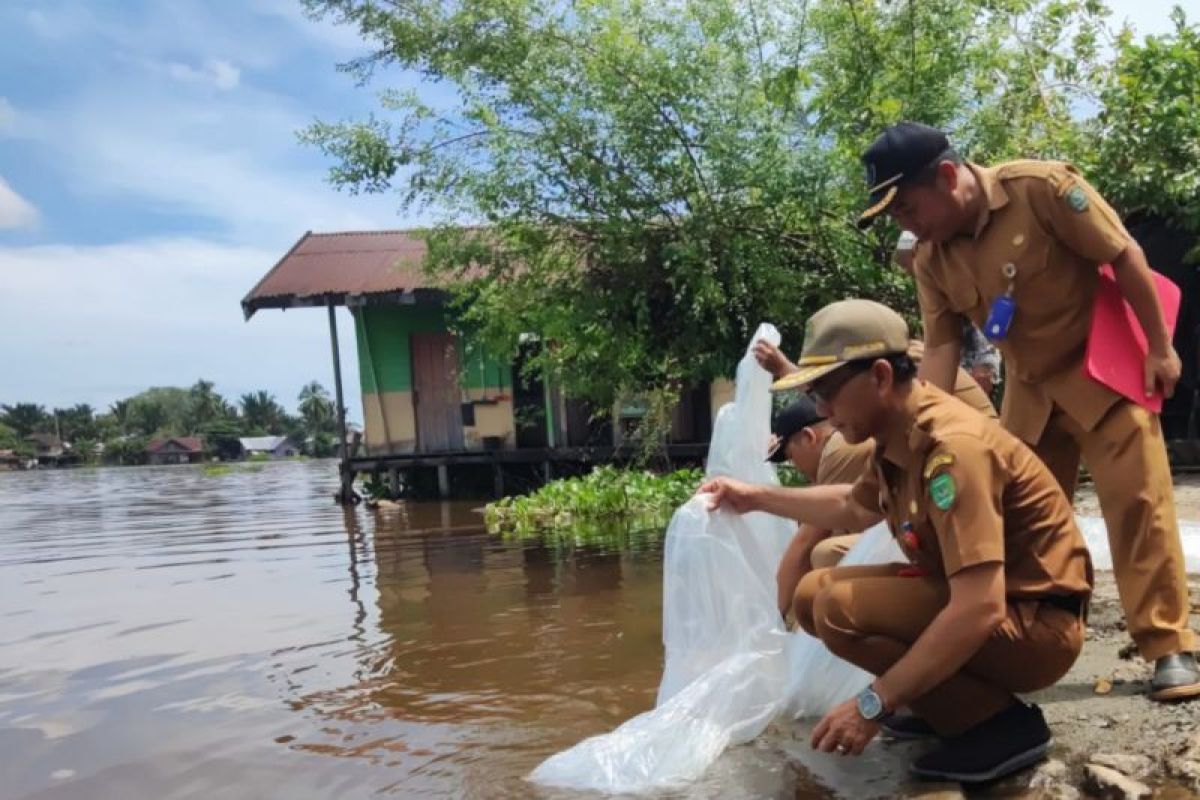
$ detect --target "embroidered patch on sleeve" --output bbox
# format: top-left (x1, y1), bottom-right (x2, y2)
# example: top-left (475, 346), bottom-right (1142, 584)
top-left (929, 472), bottom-right (956, 511)
top-left (1065, 185), bottom-right (1089, 213)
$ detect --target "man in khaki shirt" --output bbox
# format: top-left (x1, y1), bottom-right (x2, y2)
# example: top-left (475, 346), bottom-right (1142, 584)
top-left (856, 121), bottom-right (1199, 700)
top-left (765, 396), bottom-right (874, 617)
top-left (701, 299), bottom-right (1091, 785)
top-left (756, 336), bottom-right (997, 590)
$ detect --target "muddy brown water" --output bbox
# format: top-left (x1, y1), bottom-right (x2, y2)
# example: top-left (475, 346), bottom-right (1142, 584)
top-left (0, 461), bottom-right (845, 800)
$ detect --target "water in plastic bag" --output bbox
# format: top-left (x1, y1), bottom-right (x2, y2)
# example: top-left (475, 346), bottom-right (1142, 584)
top-left (529, 323), bottom-right (903, 793)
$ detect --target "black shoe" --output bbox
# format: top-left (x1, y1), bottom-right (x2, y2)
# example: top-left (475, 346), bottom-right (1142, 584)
top-left (881, 714), bottom-right (938, 740)
top-left (1150, 653), bottom-right (1200, 702)
top-left (909, 702), bottom-right (1052, 784)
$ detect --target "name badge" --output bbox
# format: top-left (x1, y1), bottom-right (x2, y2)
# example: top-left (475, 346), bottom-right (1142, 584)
top-left (984, 294), bottom-right (1015, 341)
top-left (984, 262), bottom-right (1018, 341)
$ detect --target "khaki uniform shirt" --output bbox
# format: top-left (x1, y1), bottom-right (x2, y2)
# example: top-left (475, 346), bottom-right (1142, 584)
top-left (849, 381), bottom-right (1093, 600)
top-left (908, 340), bottom-right (998, 420)
top-left (815, 430), bottom-right (874, 486)
top-left (914, 160), bottom-right (1127, 444)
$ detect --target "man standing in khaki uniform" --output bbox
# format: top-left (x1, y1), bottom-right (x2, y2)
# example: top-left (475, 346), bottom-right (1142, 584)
top-left (700, 300), bottom-right (1092, 784)
top-left (857, 121), bottom-right (1199, 700)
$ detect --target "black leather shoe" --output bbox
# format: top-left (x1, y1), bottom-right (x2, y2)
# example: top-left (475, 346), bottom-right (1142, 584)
top-left (1150, 653), bottom-right (1200, 702)
top-left (881, 714), bottom-right (938, 740)
top-left (910, 702), bottom-right (1051, 784)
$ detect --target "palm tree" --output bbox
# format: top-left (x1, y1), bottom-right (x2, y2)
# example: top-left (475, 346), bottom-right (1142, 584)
top-left (1, 403), bottom-right (51, 437)
top-left (187, 379), bottom-right (226, 432)
top-left (109, 399), bottom-right (133, 433)
top-left (240, 390), bottom-right (287, 433)
top-left (297, 382), bottom-right (334, 429)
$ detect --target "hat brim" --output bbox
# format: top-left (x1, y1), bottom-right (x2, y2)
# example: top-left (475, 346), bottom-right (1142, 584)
top-left (770, 362), bottom-right (844, 393)
top-left (856, 185), bottom-right (898, 230)
top-left (765, 441), bottom-right (788, 463)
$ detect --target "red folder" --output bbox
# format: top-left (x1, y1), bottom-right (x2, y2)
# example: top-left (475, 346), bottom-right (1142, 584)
top-left (1084, 264), bottom-right (1181, 413)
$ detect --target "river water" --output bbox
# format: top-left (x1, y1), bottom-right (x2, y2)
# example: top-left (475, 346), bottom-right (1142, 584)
top-left (0, 460), bottom-right (840, 800)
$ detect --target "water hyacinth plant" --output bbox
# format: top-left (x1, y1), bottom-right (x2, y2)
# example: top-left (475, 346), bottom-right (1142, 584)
top-left (484, 466), bottom-right (703, 539)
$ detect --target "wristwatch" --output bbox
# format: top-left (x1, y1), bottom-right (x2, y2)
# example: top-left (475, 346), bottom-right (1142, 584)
top-left (856, 685), bottom-right (887, 721)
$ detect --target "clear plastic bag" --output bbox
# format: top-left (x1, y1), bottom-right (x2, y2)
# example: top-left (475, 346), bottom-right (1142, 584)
top-left (530, 324), bottom-right (903, 793)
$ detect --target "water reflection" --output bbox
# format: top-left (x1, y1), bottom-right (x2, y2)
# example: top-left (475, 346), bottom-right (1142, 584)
top-left (0, 461), bottom-right (831, 799)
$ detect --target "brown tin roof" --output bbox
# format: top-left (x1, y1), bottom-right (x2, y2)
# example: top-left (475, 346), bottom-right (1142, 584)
top-left (146, 436), bottom-right (205, 454)
top-left (241, 230), bottom-right (439, 318)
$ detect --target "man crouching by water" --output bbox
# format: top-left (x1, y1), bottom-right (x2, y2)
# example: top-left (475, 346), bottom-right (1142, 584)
top-left (698, 299), bottom-right (1092, 784)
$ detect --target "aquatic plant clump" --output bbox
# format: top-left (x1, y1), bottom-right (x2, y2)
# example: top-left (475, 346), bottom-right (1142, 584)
top-left (484, 466), bottom-right (703, 537)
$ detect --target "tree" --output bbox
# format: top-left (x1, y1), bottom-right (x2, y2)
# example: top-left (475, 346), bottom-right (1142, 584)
top-left (128, 397), bottom-right (170, 437)
top-left (297, 381), bottom-right (338, 455)
top-left (103, 435), bottom-right (149, 466)
top-left (199, 419), bottom-right (243, 461)
top-left (1, 403), bottom-right (51, 437)
top-left (302, 0), bottom-right (1111, 410)
top-left (186, 380), bottom-right (231, 432)
top-left (0, 422), bottom-right (20, 450)
top-left (53, 404), bottom-right (97, 443)
top-left (1084, 7), bottom-right (1200, 237)
top-left (108, 399), bottom-right (133, 434)
top-left (125, 387), bottom-right (192, 435)
top-left (240, 390), bottom-right (288, 434)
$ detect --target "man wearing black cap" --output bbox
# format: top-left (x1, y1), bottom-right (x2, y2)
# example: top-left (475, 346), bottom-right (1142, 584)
top-left (767, 396), bottom-right (874, 618)
top-left (856, 121), bottom-right (1199, 700)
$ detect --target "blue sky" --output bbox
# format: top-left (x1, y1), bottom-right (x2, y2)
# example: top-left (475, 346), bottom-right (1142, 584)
top-left (0, 0), bottom-right (1185, 420)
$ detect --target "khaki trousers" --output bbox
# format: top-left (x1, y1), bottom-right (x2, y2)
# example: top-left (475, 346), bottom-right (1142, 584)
top-left (1034, 399), bottom-right (1194, 660)
top-left (794, 565), bottom-right (1084, 735)
top-left (811, 533), bottom-right (861, 569)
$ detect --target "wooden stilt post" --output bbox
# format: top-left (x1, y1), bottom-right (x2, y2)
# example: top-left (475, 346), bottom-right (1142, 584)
top-left (328, 301), bottom-right (358, 504)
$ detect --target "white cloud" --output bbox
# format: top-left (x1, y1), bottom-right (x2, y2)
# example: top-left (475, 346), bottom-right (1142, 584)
top-left (0, 176), bottom-right (38, 229)
top-left (16, 71), bottom-right (409, 242)
top-left (166, 58), bottom-right (241, 91)
top-left (0, 238), bottom-right (363, 416)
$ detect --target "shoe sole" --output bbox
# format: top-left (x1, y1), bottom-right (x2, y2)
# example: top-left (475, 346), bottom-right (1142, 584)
top-left (909, 738), bottom-right (1052, 784)
top-left (1150, 681), bottom-right (1200, 702)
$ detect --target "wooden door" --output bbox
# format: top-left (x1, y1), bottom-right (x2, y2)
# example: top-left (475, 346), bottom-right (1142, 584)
top-left (411, 332), bottom-right (464, 452)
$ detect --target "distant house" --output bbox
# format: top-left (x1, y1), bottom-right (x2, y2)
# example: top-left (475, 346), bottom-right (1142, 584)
top-left (25, 433), bottom-right (69, 466)
top-left (238, 435), bottom-right (298, 459)
top-left (26, 433), bottom-right (64, 459)
top-left (146, 437), bottom-right (206, 465)
top-left (0, 449), bottom-right (20, 470)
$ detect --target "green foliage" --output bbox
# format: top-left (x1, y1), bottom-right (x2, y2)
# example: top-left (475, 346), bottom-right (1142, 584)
top-left (198, 418), bottom-right (242, 461)
top-left (484, 465), bottom-right (702, 537)
top-left (1, 403), bottom-right (50, 437)
top-left (125, 387), bottom-right (192, 436)
top-left (239, 390), bottom-right (290, 435)
top-left (302, 0), bottom-right (1120, 408)
top-left (297, 381), bottom-right (340, 455)
top-left (53, 404), bottom-right (97, 443)
top-left (0, 422), bottom-right (33, 457)
top-left (5, 379), bottom-right (346, 468)
top-left (1084, 7), bottom-right (1200, 236)
top-left (775, 463), bottom-right (809, 488)
top-left (0, 422), bottom-right (20, 450)
top-left (102, 435), bottom-right (150, 466)
top-left (360, 474), bottom-right (391, 502)
top-left (186, 379), bottom-right (236, 431)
